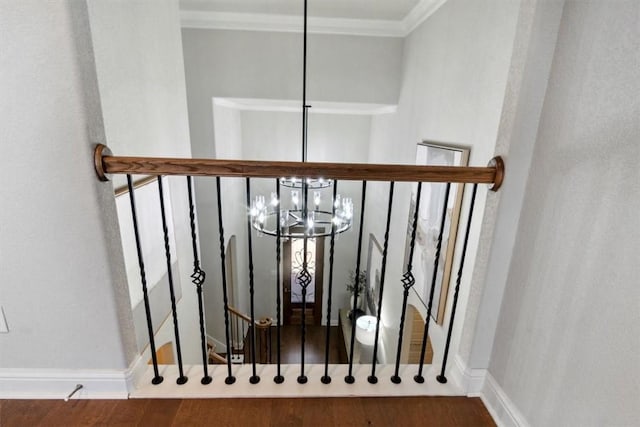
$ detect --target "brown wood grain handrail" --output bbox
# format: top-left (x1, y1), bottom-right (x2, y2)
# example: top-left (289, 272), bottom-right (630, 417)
top-left (95, 144), bottom-right (504, 190)
top-left (228, 305), bottom-right (251, 323)
top-left (209, 351), bottom-right (228, 364)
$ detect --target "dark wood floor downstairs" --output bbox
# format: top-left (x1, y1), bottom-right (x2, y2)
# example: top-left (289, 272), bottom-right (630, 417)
top-left (0, 396), bottom-right (495, 426)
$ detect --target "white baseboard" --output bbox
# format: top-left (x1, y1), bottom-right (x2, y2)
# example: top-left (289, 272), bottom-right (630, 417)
top-left (449, 355), bottom-right (528, 427)
top-left (451, 354), bottom-right (487, 394)
top-left (0, 355), bottom-right (145, 399)
top-left (479, 373), bottom-right (529, 427)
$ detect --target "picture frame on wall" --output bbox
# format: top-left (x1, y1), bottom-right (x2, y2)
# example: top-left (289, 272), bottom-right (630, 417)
top-left (366, 234), bottom-right (383, 317)
top-left (403, 142), bottom-right (469, 324)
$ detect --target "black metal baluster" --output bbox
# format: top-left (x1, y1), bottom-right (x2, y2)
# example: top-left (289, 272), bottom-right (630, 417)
top-left (368, 182), bottom-right (394, 384)
top-left (215, 177), bottom-right (236, 384)
top-left (157, 176), bottom-right (188, 385)
top-left (415, 183), bottom-right (451, 383)
top-left (321, 181), bottom-right (339, 385)
top-left (391, 182), bottom-right (422, 384)
top-left (187, 177), bottom-right (212, 385)
top-left (297, 179), bottom-right (311, 384)
top-left (127, 175), bottom-right (163, 385)
top-left (274, 179), bottom-right (284, 384)
top-left (437, 183), bottom-right (478, 384)
top-left (245, 178), bottom-right (260, 384)
top-left (345, 180), bottom-right (367, 384)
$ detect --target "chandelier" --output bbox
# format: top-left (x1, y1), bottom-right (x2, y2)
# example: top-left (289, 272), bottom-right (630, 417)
top-left (249, 1), bottom-right (354, 239)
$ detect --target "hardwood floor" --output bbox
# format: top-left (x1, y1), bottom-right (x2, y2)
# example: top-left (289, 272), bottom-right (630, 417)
top-left (0, 397), bottom-right (496, 426)
top-left (270, 325), bottom-right (347, 364)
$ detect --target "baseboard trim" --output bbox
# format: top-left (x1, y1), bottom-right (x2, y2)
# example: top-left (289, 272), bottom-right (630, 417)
top-left (450, 354), bottom-right (487, 394)
top-left (479, 373), bottom-right (529, 427)
top-left (449, 355), bottom-right (527, 427)
top-left (0, 356), bottom-right (145, 400)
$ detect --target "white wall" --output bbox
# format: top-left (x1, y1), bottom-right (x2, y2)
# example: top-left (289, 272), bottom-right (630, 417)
top-left (0, 0), bottom-right (135, 370)
top-left (487, 1), bottom-right (640, 425)
top-left (460, 0), bottom-right (565, 372)
top-left (364, 0), bottom-right (520, 363)
top-left (0, 0), bottom-right (200, 387)
top-left (86, 0), bottom-right (201, 365)
top-left (182, 28), bottom-right (403, 159)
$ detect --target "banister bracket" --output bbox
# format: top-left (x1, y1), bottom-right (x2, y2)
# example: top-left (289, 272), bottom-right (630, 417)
top-left (94, 143), bottom-right (112, 182)
top-left (488, 156), bottom-right (504, 191)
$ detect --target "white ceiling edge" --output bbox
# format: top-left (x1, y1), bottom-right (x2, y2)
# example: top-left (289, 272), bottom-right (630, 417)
top-left (402, 0), bottom-right (448, 35)
top-left (181, 11), bottom-right (405, 37)
top-left (181, 0), bottom-right (448, 38)
top-left (214, 98), bottom-right (397, 115)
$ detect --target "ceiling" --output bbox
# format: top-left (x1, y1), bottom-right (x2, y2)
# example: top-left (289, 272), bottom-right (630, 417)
top-left (180, 0), bottom-right (421, 21)
top-left (180, 0), bottom-right (447, 37)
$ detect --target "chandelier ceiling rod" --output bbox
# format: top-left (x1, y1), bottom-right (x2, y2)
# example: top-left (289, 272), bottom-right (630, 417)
top-left (248, 0), bottom-right (354, 239)
top-left (301, 0), bottom-right (308, 163)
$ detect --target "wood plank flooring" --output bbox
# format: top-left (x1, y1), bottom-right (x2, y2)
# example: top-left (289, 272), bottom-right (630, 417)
top-left (271, 325), bottom-right (347, 364)
top-left (0, 397), bottom-right (495, 426)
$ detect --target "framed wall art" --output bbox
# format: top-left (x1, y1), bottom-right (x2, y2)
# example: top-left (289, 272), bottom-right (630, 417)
top-left (404, 142), bottom-right (469, 324)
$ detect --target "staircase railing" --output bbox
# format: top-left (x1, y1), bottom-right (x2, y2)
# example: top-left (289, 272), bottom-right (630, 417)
top-left (227, 305), bottom-right (272, 364)
top-left (94, 144), bottom-right (504, 388)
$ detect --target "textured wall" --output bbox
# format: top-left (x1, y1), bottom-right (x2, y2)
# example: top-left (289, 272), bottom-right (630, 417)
top-left (459, 0), bottom-right (565, 369)
top-left (488, 1), bottom-right (640, 425)
top-left (0, 0), bottom-right (134, 369)
top-left (86, 0), bottom-right (201, 365)
top-left (364, 0), bottom-right (520, 362)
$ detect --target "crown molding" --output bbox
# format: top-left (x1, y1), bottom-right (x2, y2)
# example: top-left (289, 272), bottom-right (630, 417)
top-left (214, 98), bottom-right (397, 115)
top-left (180, 1), bottom-right (447, 37)
top-left (402, 0), bottom-right (448, 35)
top-left (181, 11), bottom-right (405, 37)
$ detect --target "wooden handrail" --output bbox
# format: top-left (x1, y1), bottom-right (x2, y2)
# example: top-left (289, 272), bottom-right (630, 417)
top-left (228, 305), bottom-right (251, 323)
top-left (209, 351), bottom-right (228, 364)
top-left (95, 144), bottom-right (504, 191)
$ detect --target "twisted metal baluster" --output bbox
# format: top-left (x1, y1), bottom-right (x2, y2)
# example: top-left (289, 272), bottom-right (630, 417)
top-left (345, 180), bottom-right (367, 384)
top-left (274, 179), bottom-right (284, 384)
top-left (415, 182), bottom-right (451, 383)
top-left (216, 177), bottom-right (236, 384)
top-left (187, 176), bottom-right (212, 385)
top-left (368, 182), bottom-right (394, 384)
top-left (297, 178), bottom-right (311, 384)
top-left (127, 175), bottom-right (163, 385)
top-left (437, 184), bottom-right (477, 384)
top-left (321, 181), bottom-right (339, 384)
top-left (157, 176), bottom-right (187, 385)
top-left (245, 178), bottom-right (260, 384)
top-left (391, 182), bottom-right (422, 384)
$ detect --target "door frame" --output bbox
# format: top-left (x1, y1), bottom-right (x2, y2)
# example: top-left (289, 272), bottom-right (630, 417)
top-left (283, 230), bottom-right (325, 325)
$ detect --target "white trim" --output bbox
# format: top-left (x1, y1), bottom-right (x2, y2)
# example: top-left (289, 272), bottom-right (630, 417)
top-left (479, 373), bottom-right (530, 427)
top-left (126, 354), bottom-right (148, 392)
top-left (181, 11), bottom-right (404, 37)
top-left (214, 97), bottom-right (397, 115)
top-left (131, 363), bottom-right (463, 398)
top-left (450, 354), bottom-right (487, 394)
top-left (0, 355), bottom-right (146, 399)
top-left (402, 0), bottom-right (448, 35)
top-left (180, 1), bottom-right (448, 37)
top-left (448, 355), bottom-right (528, 426)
